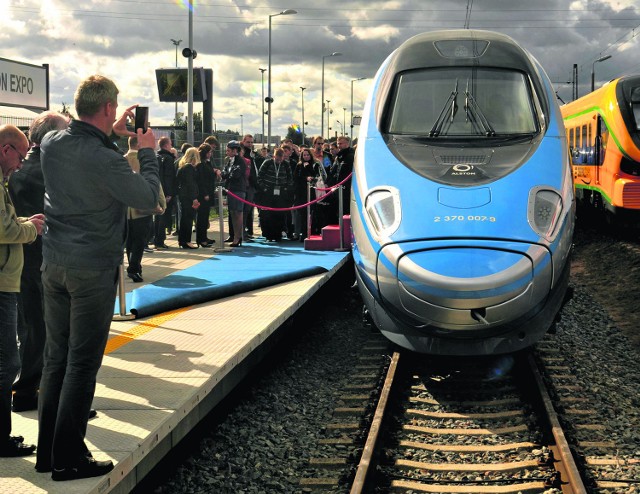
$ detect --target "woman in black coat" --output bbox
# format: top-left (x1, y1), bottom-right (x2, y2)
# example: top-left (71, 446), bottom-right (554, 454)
top-left (292, 147), bottom-right (321, 241)
top-left (176, 147), bottom-right (200, 249)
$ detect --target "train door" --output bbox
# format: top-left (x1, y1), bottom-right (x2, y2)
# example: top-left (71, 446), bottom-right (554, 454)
top-left (591, 121), bottom-right (600, 185)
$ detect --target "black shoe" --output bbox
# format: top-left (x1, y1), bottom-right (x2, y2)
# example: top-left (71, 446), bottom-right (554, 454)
top-left (205, 238), bottom-right (216, 245)
top-left (198, 242), bottom-right (212, 248)
top-left (179, 243), bottom-right (198, 249)
top-left (143, 246), bottom-right (154, 253)
top-left (12, 393), bottom-right (38, 412)
top-left (52, 458), bottom-right (114, 481)
top-left (89, 409), bottom-right (97, 419)
top-left (224, 237), bottom-right (233, 243)
top-left (154, 243), bottom-right (169, 249)
top-left (127, 272), bottom-right (144, 283)
top-left (0, 436), bottom-right (36, 457)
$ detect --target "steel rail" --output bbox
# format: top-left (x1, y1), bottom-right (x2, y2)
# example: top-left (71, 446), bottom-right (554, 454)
top-left (349, 351), bottom-right (401, 494)
top-left (527, 353), bottom-right (588, 494)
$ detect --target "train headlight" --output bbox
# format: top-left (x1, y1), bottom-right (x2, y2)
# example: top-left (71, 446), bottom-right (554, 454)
top-left (528, 187), bottom-right (563, 240)
top-left (365, 187), bottom-right (401, 238)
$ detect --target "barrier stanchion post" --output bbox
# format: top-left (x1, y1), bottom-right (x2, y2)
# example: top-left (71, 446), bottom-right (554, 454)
top-left (306, 181), bottom-right (312, 240)
top-left (113, 257), bottom-right (135, 321)
top-left (335, 185), bottom-right (350, 252)
top-left (214, 186), bottom-right (232, 253)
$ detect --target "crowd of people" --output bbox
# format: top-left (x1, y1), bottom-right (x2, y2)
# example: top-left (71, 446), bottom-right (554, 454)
top-left (222, 133), bottom-right (355, 244)
top-left (143, 125), bottom-right (355, 255)
top-left (0, 72), bottom-right (355, 483)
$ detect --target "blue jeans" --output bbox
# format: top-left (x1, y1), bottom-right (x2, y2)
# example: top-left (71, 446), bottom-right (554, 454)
top-left (36, 262), bottom-right (118, 470)
top-left (0, 292), bottom-right (20, 440)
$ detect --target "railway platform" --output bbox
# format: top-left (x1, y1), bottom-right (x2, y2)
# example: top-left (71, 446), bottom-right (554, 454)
top-left (0, 219), bottom-right (352, 494)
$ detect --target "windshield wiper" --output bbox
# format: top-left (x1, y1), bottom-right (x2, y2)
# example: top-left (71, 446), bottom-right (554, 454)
top-left (464, 79), bottom-right (496, 137)
top-left (429, 79), bottom-right (458, 137)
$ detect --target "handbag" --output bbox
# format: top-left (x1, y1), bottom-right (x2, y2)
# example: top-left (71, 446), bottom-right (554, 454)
top-left (315, 176), bottom-right (326, 201)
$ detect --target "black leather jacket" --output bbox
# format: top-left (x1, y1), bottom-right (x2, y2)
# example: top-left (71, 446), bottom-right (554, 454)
top-left (41, 119), bottom-right (159, 269)
top-left (222, 155), bottom-right (247, 193)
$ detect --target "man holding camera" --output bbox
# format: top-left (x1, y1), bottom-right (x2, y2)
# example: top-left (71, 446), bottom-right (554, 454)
top-left (36, 75), bottom-right (159, 481)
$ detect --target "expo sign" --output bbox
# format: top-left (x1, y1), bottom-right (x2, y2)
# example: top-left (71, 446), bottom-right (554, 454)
top-left (0, 58), bottom-right (48, 110)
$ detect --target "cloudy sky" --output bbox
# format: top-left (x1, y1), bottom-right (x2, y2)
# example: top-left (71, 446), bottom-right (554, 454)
top-left (4, 0), bottom-right (640, 141)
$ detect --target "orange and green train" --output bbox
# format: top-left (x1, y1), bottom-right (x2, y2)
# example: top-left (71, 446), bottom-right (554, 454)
top-left (561, 75), bottom-right (640, 223)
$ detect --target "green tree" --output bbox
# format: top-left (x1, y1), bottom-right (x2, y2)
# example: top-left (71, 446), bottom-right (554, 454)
top-left (59, 102), bottom-right (74, 119)
top-left (174, 111), bottom-right (203, 132)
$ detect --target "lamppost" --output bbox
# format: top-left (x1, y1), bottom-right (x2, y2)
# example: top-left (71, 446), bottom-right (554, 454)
top-left (259, 68), bottom-right (267, 146)
top-left (267, 9), bottom-right (297, 150)
top-left (591, 55), bottom-right (612, 92)
top-left (336, 120), bottom-right (344, 134)
top-left (350, 77), bottom-right (365, 141)
top-left (170, 38), bottom-right (182, 126)
top-left (321, 52), bottom-right (342, 139)
top-left (300, 86), bottom-right (306, 145)
top-left (342, 108), bottom-right (346, 137)
top-left (326, 100), bottom-right (331, 138)
top-left (240, 114), bottom-right (243, 136)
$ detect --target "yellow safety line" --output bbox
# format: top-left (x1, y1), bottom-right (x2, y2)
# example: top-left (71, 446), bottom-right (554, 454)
top-left (104, 306), bottom-right (191, 354)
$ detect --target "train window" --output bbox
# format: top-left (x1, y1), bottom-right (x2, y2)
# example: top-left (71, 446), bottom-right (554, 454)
top-left (569, 128), bottom-right (574, 148)
top-left (386, 67), bottom-right (537, 137)
top-left (581, 125), bottom-right (587, 147)
top-left (633, 103), bottom-right (640, 131)
top-left (630, 87), bottom-right (640, 130)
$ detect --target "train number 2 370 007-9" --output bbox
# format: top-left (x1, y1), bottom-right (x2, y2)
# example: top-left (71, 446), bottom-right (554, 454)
top-left (434, 215), bottom-right (497, 222)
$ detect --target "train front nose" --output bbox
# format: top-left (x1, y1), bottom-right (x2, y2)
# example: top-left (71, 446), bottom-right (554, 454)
top-left (377, 242), bottom-right (552, 330)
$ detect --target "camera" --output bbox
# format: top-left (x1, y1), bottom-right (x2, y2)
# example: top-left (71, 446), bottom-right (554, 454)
top-left (135, 106), bottom-right (149, 132)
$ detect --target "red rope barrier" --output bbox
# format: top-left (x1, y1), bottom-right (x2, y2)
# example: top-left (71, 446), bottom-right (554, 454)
top-left (224, 172), bottom-right (353, 212)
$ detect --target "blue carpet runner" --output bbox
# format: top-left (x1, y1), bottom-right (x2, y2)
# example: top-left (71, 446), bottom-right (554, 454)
top-left (116, 239), bottom-right (351, 318)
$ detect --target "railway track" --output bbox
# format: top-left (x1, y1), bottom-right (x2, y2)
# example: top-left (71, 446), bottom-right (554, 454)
top-left (349, 351), bottom-right (588, 494)
top-left (535, 340), bottom-right (640, 493)
top-left (299, 333), bottom-right (394, 492)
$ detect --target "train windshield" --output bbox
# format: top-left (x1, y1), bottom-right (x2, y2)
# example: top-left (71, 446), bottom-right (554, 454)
top-left (387, 68), bottom-right (538, 138)
top-left (631, 87), bottom-right (640, 130)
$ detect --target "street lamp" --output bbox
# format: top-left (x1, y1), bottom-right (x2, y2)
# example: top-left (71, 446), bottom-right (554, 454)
top-left (350, 77), bottom-right (366, 141)
top-left (170, 39), bottom-right (182, 126)
top-left (240, 114), bottom-right (243, 136)
top-left (267, 9), bottom-right (297, 150)
top-left (336, 120), bottom-right (344, 134)
top-left (171, 38), bottom-right (182, 66)
top-left (591, 55), bottom-right (612, 92)
top-left (326, 100), bottom-right (331, 138)
top-left (300, 86), bottom-right (306, 145)
top-left (259, 68), bottom-right (267, 146)
top-left (342, 108), bottom-right (346, 137)
top-left (321, 52), bottom-right (342, 139)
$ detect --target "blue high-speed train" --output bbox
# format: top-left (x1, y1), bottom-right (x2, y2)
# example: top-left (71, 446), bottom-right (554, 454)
top-left (351, 30), bottom-right (575, 355)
